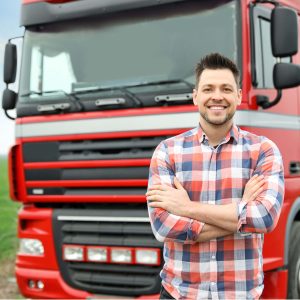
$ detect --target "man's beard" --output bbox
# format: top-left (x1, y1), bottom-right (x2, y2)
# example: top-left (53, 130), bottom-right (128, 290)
top-left (200, 111), bottom-right (235, 126)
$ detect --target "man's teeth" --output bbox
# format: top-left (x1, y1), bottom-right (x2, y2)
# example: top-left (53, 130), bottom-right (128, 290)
top-left (209, 106), bottom-right (225, 110)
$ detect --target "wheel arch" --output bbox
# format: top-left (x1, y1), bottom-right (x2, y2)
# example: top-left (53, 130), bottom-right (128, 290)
top-left (284, 197), bottom-right (300, 265)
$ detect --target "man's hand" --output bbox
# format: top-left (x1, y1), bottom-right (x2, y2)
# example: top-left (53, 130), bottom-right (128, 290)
top-left (146, 178), bottom-right (191, 216)
top-left (242, 174), bottom-right (265, 203)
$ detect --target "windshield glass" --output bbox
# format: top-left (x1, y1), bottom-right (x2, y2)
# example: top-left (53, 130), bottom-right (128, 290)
top-left (19, 0), bottom-right (239, 103)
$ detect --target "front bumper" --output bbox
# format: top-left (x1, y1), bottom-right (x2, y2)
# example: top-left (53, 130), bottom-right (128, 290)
top-left (16, 266), bottom-right (159, 299)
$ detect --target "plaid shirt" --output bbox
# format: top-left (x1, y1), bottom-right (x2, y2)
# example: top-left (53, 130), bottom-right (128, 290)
top-left (147, 125), bottom-right (284, 299)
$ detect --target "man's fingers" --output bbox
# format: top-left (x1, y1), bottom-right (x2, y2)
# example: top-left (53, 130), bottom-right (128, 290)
top-left (148, 201), bottom-right (166, 209)
top-left (146, 195), bottom-right (164, 202)
top-left (250, 187), bottom-right (264, 201)
top-left (247, 174), bottom-right (258, 184)
top-left (249, 179), bottom-right (265, 193)
top-left (173, 177), bottom-right (184, 190)
top-left (146, 190), bottom-right (165, 197)
top-left (250, 174), bottom-right (259, 180)
top-left (249, 174), bottom-right (264, 183)
top-left (246, 175), bottom-right (264, 189)
top-left (243, 174), bottom-right (266, 203)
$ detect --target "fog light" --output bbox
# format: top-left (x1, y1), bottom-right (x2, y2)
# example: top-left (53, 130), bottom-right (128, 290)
top-left (19, 239), bottom-right (44, 256)
top-left (28, 280), bottom-right (36, 289)
top-left (87, 247), bottom-right (108, 262)
top-left (111, 248), bottom-right (132, 263)
top-left (136, 248), bottom-right (160, 265)
top-left (37, 280), bottom-right (44, 290)
top-left (63, 245), bottom-right (84, 261)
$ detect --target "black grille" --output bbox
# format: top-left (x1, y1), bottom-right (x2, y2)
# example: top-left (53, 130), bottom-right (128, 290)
top-left (59, 136), bottom-right (165, 161)
top-left (26, 166), bottom-right (149, 181)
top-left (28, 187), bottom-right (146, 196)
top-left (23, 134), bottom-right (169, 198)
top-left (52, 205), bottom-right (163, 296)
top-left (23, 136), bottom-right (169, 162)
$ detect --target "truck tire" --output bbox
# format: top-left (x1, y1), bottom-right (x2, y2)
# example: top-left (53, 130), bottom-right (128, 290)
top-left (288, 221), bottom-right (300, 299)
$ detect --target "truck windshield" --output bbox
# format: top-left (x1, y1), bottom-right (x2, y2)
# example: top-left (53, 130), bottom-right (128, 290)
top-left (19, 0), bottom-right (240, 111)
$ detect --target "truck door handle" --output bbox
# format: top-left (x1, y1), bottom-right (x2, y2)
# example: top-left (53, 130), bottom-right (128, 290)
top-left (290, 162), bottom-right (300, 174)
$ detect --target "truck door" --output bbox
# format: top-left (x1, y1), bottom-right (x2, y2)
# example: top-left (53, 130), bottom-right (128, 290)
top-left (249, 2), bottom-right (300, 298)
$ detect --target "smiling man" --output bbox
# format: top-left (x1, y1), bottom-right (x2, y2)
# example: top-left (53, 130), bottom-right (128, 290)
top-left (146, 53), bottom-right (284, 299)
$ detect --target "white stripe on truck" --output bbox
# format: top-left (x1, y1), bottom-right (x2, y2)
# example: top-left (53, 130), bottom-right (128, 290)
top-left (16, 110), bottom-right (300, 138)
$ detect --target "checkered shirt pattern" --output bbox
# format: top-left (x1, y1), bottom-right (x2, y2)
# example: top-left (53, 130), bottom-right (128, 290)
top-left (147, 125), bottom-right (284, 300)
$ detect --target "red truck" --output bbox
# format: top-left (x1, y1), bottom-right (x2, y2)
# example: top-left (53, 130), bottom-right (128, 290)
top-left (2, 0), bottom-right (300, 298)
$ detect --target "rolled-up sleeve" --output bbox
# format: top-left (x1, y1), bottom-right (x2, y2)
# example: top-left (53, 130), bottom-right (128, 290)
top-left (147, 141), bottom-right (204, 243)
top-left (237, 139), bottom-right (284, 233)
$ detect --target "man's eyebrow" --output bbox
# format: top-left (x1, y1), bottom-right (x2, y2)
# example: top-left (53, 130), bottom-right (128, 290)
top-left (200, 83), bottom-right (234, 88)
top-left (222, 83), bottom-right (234, 87)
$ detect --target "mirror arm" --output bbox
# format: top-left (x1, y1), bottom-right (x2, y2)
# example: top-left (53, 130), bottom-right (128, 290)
top-left (256, 89), bottom-right (282, 109)
top-left (4, 109), bottom-right (15, 121)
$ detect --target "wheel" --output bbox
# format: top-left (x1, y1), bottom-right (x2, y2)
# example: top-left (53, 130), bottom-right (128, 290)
top-left (288, 222), bottom-right (300, 299)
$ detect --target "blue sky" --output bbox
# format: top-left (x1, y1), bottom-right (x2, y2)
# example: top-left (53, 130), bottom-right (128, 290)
top-left (0, 1), bottom-right (22, 154)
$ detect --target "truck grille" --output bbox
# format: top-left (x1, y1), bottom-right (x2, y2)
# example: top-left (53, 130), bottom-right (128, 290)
top-left (23, 135), bottom-right (168, 162)
top-left (23, 133), bottom-right (172, 200)
top-left (52, 205), bottom-right (163, 296)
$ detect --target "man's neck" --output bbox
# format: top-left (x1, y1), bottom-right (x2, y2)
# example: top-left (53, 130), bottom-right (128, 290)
top-left (200, 119), bottom-right (233, 147)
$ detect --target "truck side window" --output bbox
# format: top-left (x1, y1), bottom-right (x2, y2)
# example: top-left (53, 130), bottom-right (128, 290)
top-left (252, 6), bottom-right (290, 89)
top-left (254, 16), bottom-right (274, 88)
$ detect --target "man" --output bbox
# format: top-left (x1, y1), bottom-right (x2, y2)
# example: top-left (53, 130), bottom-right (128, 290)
top-left (146, 53), bottom-right (284, 299)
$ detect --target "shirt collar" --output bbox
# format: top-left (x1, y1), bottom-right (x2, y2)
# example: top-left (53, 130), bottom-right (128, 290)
top-left (197, 123), bottom-right (239, 145)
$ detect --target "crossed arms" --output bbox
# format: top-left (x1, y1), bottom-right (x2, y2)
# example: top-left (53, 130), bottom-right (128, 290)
top-left (146, 141), bottom-right (284, 244)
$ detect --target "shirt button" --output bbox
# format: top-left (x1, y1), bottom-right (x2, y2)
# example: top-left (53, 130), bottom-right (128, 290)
top-left (211, 255), bottom-right (216, 260)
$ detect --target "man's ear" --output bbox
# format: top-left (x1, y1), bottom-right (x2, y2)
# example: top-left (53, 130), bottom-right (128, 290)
top-left (237, 89), bottom-right (242, 105)
top-left (192, 89), bottom-right (198, 106)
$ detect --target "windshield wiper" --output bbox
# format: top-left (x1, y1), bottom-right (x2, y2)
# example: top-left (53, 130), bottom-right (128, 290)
top-left (72, 86), bottom-right (141, 107)
top-left (154, 93), bottom-right (193, 103)
top-left (126, 79), bottom-right (194, 89)
top-left (132, 79), bottom-right (193, 103)
top-left (20, 90), bottom-right (84, 113)
top-left (75, 79), bottom-right (194, 92)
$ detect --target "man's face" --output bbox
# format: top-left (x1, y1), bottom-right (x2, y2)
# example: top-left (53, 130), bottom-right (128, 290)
top-left (193, 68), bottom-right (242, 127)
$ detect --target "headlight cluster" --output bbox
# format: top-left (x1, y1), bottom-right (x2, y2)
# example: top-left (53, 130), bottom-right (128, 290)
top-left (63, 245), bottom-right (161, 266)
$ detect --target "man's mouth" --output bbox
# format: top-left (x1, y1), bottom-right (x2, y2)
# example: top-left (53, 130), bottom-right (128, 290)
top-left (207, 105), bottom-right (227, 110)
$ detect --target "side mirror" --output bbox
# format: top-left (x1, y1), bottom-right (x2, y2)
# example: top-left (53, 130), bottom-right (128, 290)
top-left (273, 63), bottom-right (300, 90)
top-left (2, 88), bottom-right (17, 110)
top-left (4, 43), bottom-right (17, 84)
top-left (271, 6), bottom-right (298, 57)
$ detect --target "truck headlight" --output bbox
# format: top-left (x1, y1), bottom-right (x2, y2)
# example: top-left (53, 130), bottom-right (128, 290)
top-left (19, 238), bottom-right (44, 256)
top-left (63, 245), bottom-right (84, 261)
top-left (135, 248), bottom-right (160, 265)
top-left (111, 248), bottom-right (132, 263)
top-left (87, 246), bottom-right (108, 262)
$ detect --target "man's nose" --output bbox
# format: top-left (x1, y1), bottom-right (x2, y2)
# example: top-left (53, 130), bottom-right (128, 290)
top-left (211, 89), bottom-right (223, 100)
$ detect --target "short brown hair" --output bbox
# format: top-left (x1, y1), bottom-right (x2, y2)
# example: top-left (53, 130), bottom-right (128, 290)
top-left (195, 53), bottom-right (240, 89)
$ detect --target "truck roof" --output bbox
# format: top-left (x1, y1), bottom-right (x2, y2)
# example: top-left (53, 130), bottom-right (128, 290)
top-left (21, 0), bottom-right (300, 27)
top-left (21, 0), bottom-right (185, 26)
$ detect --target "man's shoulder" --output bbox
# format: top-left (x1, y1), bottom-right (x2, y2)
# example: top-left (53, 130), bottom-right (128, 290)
top-left (238, 128), bottom-right (280, 152)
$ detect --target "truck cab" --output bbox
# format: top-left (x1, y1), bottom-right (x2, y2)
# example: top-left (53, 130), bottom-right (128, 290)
top-left (2, 0), bottom-right (300, 298)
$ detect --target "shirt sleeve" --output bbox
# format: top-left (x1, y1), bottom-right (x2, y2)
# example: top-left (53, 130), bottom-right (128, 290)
top-left (237, 138), bottom-right (284, 233)
top-left (147, 141), bottom-right (204, 243)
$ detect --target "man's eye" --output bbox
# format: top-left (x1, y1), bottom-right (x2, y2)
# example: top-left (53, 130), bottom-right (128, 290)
top-left (223, 88), bottom-right (233, 92)
top-left (203, 88), bottom-right (211, 92)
